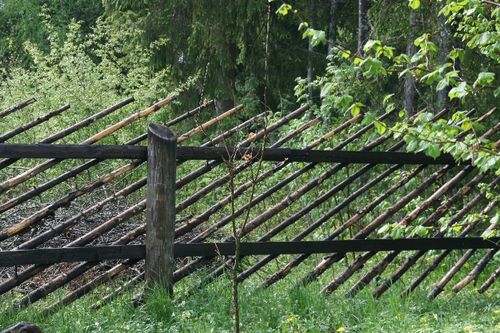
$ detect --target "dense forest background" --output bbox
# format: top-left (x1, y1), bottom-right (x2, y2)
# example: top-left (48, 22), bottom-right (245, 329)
top-left (0, 0), bottom-right (498, 184)
top-left (1, 0), bottom-right (498, 172)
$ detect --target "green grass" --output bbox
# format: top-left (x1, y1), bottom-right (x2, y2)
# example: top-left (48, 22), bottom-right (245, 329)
top-left (1, 275), bottom-right (498, 333)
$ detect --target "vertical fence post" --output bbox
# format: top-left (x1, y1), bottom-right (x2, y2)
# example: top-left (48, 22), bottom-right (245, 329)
top-left (146, 124), bottom-right (177, 295)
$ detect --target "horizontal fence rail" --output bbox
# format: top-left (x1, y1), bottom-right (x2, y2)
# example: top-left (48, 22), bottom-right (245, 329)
top-left (0, 144), bottom-right (458, 165)
top-left (1, 238), bottom-right (498, 266)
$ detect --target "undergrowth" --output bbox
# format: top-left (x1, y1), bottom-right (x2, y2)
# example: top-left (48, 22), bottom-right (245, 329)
top-left (1, 274), bottom-right (498, 333)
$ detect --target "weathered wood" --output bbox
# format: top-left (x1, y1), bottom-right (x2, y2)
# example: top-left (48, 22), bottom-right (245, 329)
top-left (42, 97), bottom-right (135, 144)
top-left (1, 238), bottom-right (497, 266)
top-left (0, 97), bottom-right (36, 119)
top-left (0, 196), bottom-right (148, 296)
top-left (0, 101), bottom-right (214, 216)
top-left (0, 97), bottom-right (134, 171)
top-left (451, 249), bottom-right (497, 293)
top-left (0, 96), bottom-right (184, 241)
top-left (175, 105), bottom-right (308, 190)
top-left (184, 111), bottom-right (434, 286)
top-left (429, 205), bottom-right (499, 298)
top-left (264, 167), bottom-right (425, 288)
top-left (4, 200), bottom-right (148, 302)
top-left (303, 165), bottom-right (450, 293)
top-left (93, 272), bottom-right (144, 310)
top-left (403, 199), bottom-right (497, 295)
top-left (127, 99), bottom-right (214, 145)
top-left (346, 166), bottom-right (476, 297)
top-left (4, 100), bottom-right (498, 306)
top-left (238, 164), bottom-right (403, 284)
top-left (320, 166), bottom-right (453, 295)
top-left (176, 105), bottom-right (243, 142)
top-left (0, 160), bottom-right (145, 242)
top-left (187, 115), bottom-right (365, 243)
top-left (17, 111), bottom-right (262, 247)
top-left (16, 180), bottom-right (146, 250)
top-left (174, 115), bottom-right (317, 226)
top-left (43, 260), bottom-right (140, 316)
top-left (0, 104), bottom-right (70, 143)
top-left (260, 108), bottom-right (456, 288)
top-left (369, 113), bottom-right (497, 297)
top-left (428, 249), bottom-right (477, 298)
top-left (145, 124), bottom-right (177, 294)
top-left (478, 266), bottom-right (499, 293)
top-left (372, 172), bottom-right (487, 298)
top-left (0, 95), bottom-right (174, 195)
top-left (0, 321), bottom-right (43, 333)
top-left (0, 144), bottom-right (146, 159)
top-left (86, 95), bottom-right (176, 144)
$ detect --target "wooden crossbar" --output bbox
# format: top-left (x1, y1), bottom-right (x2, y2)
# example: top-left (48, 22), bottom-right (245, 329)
top-left (0, 144), bottom-right (457, 164)
top-left (1, 238), bottom-right (497, 266)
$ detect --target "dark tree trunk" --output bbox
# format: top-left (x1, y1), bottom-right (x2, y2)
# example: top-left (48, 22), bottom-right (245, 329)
top-left (307, 1), bottom-right (315, 99)
top-left (307, 39), bottom-right (313, 99)
top-left (404, 9), bottom-right (418, 114)
top-left (358, 0), bottom-right (371, 55)
top-left (437, 5), bottom-right (451, 109)
top-left (328, 0), bottom-right (340, 54)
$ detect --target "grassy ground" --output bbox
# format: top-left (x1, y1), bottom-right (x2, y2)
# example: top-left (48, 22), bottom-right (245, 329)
top-left (1, 275), bottom-right (498, 333)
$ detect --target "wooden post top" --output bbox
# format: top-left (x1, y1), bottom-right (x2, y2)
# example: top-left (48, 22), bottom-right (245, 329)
top-left (148, 124), bottom-right (177, 142)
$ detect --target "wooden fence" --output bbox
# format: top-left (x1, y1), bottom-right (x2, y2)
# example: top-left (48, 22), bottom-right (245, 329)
top-left (0, 96), bottom-right (498, 313)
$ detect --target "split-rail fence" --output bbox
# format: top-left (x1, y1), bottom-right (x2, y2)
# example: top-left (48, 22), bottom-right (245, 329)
top-left (0, 96), bottom-right (498, 313)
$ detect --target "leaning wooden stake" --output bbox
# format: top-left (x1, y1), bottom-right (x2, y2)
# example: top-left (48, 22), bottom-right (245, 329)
top-left (372, 173), bottom-right (486, 298)
top-left (478, 266), bottom-right (500, 293)
top-left (0, 104), bottom-right (70, 143)
top-left (0, 97), bottom-right (134, 171)
top-left (0, 97), bottom-right (36, 119)
top-left (145, 124), bottom-right (177, 294)
top-left (239, 164), bottom-right (405, 285)
top-left (428, 207), bottom-right (498, 298)
top-left (451, 249), bottom-right (498, 293)
top-left (345, 166), bottom-right (475, 297)
top-left (174, 110), bottom-right (397, 282)
top-left (0, 99), bottom-right (210, 215)
top-left (403, 199), bottom-right (497, 295)
top-left (307, 111), bottom-right (493, 292)
top-left (174, 116), bottom-right (319, 236)
top-left (0, 95), bottom-right (175, 195)
top-left (183, 112), bottom-right (399, 286)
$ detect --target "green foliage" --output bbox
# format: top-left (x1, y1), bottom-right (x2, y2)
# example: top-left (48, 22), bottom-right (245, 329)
top-left (408, 0), bottom-right (421, 10)
top-left (276, 3), bottom-right (293, 16)
top-left (1, 275), bottom-right (498, 332)
top-left (0, 11), bottom-right (181, 145)
top-left (0, 0), bottom-right (103, 68)
top-left (296, 0), bottom-right (498, 173)
top-left (100, 0), bottom-right (318, 111)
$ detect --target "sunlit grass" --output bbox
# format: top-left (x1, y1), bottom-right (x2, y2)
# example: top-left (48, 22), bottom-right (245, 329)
top-left (1, 273), bottom-right (498, 333)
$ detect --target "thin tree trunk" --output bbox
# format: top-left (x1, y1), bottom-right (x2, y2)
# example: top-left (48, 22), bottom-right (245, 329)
top-left (306, 0), bottom-right (316, 99)
top-left (437, 1), bottom-right (451, 108)
top-left (358, 0), bottom-right (370, 55)
top-left (328, 0), bottom-right (339, 54)
top-left (404, 9), bottom-right (418, 114)
top-left (307, 39), bottom-right (313, 98)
